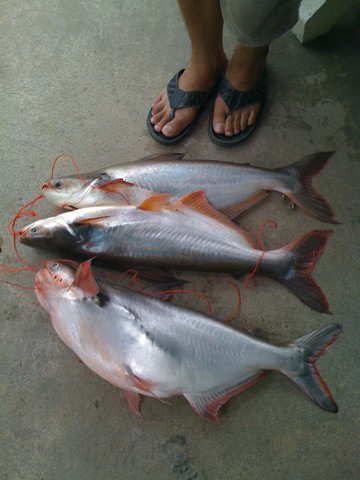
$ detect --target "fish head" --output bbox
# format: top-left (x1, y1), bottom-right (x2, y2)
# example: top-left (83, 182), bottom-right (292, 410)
top-left (35, 261), bottom-right (76, 311)
top-left (19, 216), bottom-right (82, 249)
top-left (41, 177), bottom-right (91, 208)
top-left (41, 173), bottom-right (114, 208)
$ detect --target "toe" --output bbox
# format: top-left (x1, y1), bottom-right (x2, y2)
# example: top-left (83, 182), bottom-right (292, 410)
top-left (154, 115), bottom-right (170, 132)
top-left (240, 111), bottom-right (251, 131)
top-left (212, 97), bottom-right (227, 134)
top-left (225, 115), bottom-right (234, 137)
top-left (162, 116), bottom-right (187, 137)
top-left (152, 97), bottom-right (166, 115)
top-left (233, 114), bottom-right (241, 135)
top-left (151, 105), bottom-right (169, 125)
top-left (248, 104), bottom-right (260, 126)
top-left (152, 89), bottom-right (166, 107)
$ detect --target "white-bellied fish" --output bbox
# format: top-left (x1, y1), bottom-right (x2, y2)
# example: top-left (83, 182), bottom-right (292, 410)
top-left (42, 151), bottom-right (338, 223)
top-left (35, 259), bottom-right (342, 422)
top-left (20, 191), bottom-right (333, 313)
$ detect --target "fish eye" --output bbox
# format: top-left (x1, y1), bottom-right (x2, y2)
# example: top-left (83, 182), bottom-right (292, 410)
top-left (50, 262), bottom-right (60, 270)
top-left (99, 173), bottom-right (110, 180)
top-left (54, 180), bottom-right (62, 189)
top-left (30, 227), bottom-right (37, 235)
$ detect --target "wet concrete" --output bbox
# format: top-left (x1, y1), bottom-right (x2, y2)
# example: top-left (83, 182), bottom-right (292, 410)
top-left (1, 1), bottom-right (359, 479)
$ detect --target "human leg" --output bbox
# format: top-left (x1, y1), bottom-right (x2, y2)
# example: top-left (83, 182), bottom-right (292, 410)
top-left (148, 0), bottom-right (227, 142)
top-left (210, 0), bottom-right (301, 145)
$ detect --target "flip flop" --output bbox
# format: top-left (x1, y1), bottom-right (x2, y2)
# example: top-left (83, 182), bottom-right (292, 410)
top-left (208, 73), bottom-right (266, 147)
top-left (147, 69), bottom-right (219, 145)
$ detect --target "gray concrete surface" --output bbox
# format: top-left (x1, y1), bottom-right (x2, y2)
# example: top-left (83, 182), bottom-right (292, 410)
top-left (1, 1), bottom-right (359, 479)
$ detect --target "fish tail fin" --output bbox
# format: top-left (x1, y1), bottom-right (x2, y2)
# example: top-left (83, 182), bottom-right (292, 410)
top-left (284, 324), bottom-right (342, 412)
top-left (270, 230), bottom-right (333, 313)
top-left (279, 151), bottom-right (339, 224)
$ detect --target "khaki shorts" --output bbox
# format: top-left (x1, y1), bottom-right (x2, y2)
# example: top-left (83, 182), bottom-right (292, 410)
top-left (220, 0), bottom-right (302, 46)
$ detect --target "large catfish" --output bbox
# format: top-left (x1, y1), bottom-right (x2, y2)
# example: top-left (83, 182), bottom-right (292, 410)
top-left (35, 259), bottom-right (342, 423)
top-left (41, 152), bottom-right (338, 223)
top-left (20, 191), bottom-right (333, 313)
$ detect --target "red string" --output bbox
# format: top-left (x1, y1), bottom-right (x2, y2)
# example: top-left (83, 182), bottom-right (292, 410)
top-left (0, 257), bottom-right (79, 278)
top-left (140, 287), bottom-right (214, 316)
top-left (224, 281), bottom-right (241, 322)
top-left (6, 194), bottom-right (45, 271)
top-left (50, 153), bottom-right (131, 206)
top-left (244, 220), bottom-right (277, 289)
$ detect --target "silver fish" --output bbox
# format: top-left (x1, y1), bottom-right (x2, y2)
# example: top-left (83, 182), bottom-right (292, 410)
top-left (35, 259), bottom-right (342, 422)
top-left (42, 151), bottom-right (338, 223)
top-left (20, 191), bottom-right (333, 313)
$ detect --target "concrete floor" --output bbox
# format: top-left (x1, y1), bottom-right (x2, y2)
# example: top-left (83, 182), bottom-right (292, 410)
top-left (1, 1), bottom-right (359, 479)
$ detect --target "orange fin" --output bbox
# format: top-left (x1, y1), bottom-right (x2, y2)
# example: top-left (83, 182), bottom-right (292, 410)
top-left (176, 190), bottom-right (257, 248)
top-left (184, 370), bottom-right (269, 423)
top-left (128, 373), bottom-right (153, 393)
top-left (123, 390), bottom-right (143, 418)
top-left (99, 178), bottom-right (135, 193)
top-left (220, 191), bottom-right (269, 219)
top-left (74, 259), bottom-right (99, 296)
top-left (138, 193), bottom-right (171, 211)
top-left (75, 216), bottom-right (111, 226)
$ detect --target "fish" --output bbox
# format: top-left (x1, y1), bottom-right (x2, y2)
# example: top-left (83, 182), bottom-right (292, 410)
top-left (34, 259), bottom-right (342, 422)
top-left (20, 191), bottom-right (333, 313)
top-left (41, 151), bottom-right (338, 223)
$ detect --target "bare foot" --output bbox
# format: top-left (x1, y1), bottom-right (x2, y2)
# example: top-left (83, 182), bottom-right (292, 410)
top-left (212, 45), bottom-right (268, 137)
top-left (150, 56), bottom-right (227, 138)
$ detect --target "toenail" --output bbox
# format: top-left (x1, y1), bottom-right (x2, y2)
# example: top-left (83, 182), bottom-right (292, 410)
top-left (215, 123), bottom-right (224, 133)
top-left (163, 125), bottom-right (174, 136)
top-left (154, 124), bottom-right (161, 132)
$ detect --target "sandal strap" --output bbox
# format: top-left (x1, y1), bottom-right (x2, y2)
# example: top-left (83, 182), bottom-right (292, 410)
top-left (167, 69), bottom-right (218, 120)
top-left (218, 74), bottom-right (265, 116)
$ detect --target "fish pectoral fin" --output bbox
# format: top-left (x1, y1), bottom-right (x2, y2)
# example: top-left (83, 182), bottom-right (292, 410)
top-left (74, 216), bottom-right (111, 226)
top-left (184, 370), bottom-right (269, 423)
top-left (73, 259), bottom-right (100, 296)
top-left (99, 178), bottom-right (136, 192)
top-left (220, 190), bottom-right (269, 219)
top-left (138, 193), bottom-right (172, 211)
top-left (123, 390), bottom-right (143, 418)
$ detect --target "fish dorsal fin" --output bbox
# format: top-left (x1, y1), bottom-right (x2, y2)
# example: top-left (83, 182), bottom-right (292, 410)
top-left (99, 178), bottom-right (135, 193)
top-left (139, 153), bottom-right (185, 162)
top-left (73, 259), bottom-right (99, 296)
top-left (176, 190), bottom-right (257, 248)
top-left (138, 193), bottom-right (171, 211)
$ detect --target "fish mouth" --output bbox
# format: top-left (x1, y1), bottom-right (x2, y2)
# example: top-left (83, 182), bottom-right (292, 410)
top-left (18, 225), bottom-right (35, 240)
